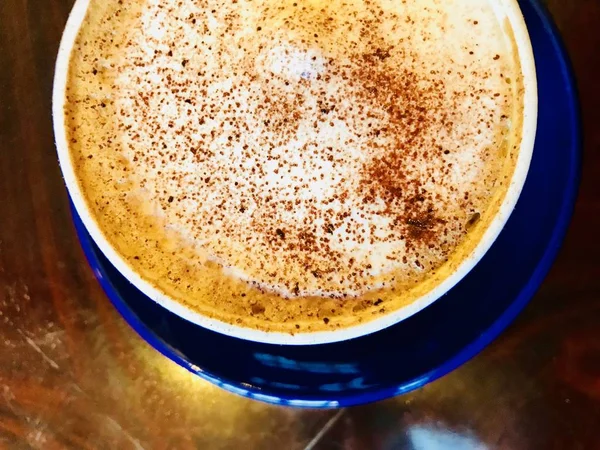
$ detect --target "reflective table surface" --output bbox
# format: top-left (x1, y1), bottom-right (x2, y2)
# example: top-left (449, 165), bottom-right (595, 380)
top-left (0, 0), bottom-right (599, 448)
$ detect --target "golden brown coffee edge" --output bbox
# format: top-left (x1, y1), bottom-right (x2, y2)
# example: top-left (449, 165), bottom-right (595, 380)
top-left (64, 1), bottom-right (525, 335)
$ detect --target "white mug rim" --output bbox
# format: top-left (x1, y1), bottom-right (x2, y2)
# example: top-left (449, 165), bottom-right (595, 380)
top-left (53, 0), bottom-right (538, 346)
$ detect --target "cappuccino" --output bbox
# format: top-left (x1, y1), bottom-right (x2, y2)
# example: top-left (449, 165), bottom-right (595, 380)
top-left (61, 0), bottom-right (532, 339)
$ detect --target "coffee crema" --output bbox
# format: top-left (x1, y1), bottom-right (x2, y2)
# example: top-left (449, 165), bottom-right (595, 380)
top-left (64, 0), bottom-right (525, 333)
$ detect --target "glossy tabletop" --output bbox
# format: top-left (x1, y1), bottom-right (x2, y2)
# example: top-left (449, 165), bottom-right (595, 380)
top-left (0, 0), bottom-right (598, 449)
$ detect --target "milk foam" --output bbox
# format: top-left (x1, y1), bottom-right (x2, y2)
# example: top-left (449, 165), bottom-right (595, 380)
top-left (66, 0), bottom-right (518, 299)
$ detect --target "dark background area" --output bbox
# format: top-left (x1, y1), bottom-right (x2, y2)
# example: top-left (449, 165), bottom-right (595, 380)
top-left (0, 0), bottom-right (599, 448)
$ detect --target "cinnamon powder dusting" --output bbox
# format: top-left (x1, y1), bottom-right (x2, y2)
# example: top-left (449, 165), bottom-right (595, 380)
top-left (64, 0), bottom-right (521, 331)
